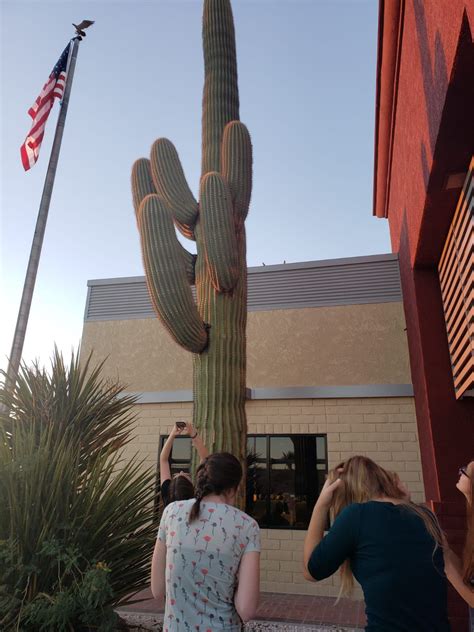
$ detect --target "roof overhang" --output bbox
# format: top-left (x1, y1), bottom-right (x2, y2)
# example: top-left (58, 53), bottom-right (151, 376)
top-left (373, 0), bottom-right (405, 219)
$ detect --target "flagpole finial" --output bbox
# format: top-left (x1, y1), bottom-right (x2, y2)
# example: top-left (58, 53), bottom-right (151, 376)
top-left (72, 19), bottom-right (94, 40)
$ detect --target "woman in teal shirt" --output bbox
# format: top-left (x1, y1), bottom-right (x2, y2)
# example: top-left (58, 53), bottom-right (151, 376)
top-left (303, 456), bottom-right (450, 631)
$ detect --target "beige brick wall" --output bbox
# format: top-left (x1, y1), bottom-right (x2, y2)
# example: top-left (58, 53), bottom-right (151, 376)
top-left (246, 397), bottom-right (424, 503)
top-left (259, 528), bottom-right (350, 597)
top-left (123, 396), bottom-right (423, 598)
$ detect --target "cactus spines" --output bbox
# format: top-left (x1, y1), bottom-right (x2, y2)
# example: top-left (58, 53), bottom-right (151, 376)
top-left (151, 139), bottom-right (198, 240)
top-left (200, 172), bottom-right (239, 292)
top-left (221, 121), bottom-right (252, 225)
top-left (138, 195), bottom-right (208, 353)
top-left (131, 158), bottom-right (155, 221)
top-left (202, 0), bottom-right (239, 174)
top-left (131, 0), bottom-right (251, 478)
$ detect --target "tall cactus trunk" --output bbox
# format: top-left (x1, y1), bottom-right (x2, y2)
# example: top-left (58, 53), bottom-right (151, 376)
top-left (194, 0), bottom-right (246, 462)
top-left (131, 0), bottom-right (252, 496)
top-left (193, 232), bottom-right (247, 457)
top-left (201, 0), bottom-right (239, 175)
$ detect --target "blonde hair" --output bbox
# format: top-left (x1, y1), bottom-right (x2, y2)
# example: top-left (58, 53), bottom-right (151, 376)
top-left (328, 456), bottom-right (443, 598)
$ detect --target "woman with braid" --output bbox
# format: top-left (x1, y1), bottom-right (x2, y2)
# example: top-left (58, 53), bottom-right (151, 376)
top-left (151, 453), bottom-right (261, 630)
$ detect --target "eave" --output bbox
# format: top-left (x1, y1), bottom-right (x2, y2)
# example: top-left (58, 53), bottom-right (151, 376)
top-left (373, 0), bottom-right (405, 218)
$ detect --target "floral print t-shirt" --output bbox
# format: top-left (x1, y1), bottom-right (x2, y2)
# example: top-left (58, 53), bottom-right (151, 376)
top-left (157, 499), bottom-right (260, 631)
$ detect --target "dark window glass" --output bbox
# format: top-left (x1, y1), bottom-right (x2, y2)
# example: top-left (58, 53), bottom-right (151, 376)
top-left (257, 435), bottom-right (328, 529)
top-left (171, 437), bottom-right (191, 462)
top-left (159, 434), bottom-right (328, 529)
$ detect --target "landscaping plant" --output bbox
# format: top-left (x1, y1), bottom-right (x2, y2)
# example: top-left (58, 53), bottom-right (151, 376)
top-left (0, 350), bottom-right (158, 631)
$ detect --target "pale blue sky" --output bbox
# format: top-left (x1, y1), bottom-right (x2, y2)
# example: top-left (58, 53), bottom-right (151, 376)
top-left (0, 0), bottom-right (390, 371)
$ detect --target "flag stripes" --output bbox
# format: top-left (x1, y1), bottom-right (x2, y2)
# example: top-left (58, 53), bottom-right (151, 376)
top-left (20, 43), bottom-right (70, 171)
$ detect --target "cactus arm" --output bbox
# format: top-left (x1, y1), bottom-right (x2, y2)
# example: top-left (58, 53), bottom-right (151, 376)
top-left (199, 172), bottom-right (239, 292)
top-left (151, 139), bottom-right (198, 240)
top-left (131, 158), bottom-right (156, 220)
top-left (202, 0), bottom-right (239, 175)
top-left (221, 121), bottom-right (252, 225)
top-left (138, 194), bottom-right (208, 353)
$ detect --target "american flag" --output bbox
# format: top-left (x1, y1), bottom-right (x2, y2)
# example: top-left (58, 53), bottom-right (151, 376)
top-left (20, 43), bottom-right (71, 171)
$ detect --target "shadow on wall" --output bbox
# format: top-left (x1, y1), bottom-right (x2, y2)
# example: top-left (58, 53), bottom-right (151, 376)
top-left (413, 1), bottom-right (473, 198)
top-left (416, 9), bottom-right (474, 264)
top-left (412, 0), bottom-right (448, 155)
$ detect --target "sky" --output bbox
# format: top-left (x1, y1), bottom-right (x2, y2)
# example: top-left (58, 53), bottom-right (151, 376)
top-left (0, 0), bottom-right (390, 373)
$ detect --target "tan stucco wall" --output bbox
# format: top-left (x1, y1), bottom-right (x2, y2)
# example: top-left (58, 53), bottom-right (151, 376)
top-left (81, 301), bottom-right (411, 392)
top-left (121, 396), bottom-right (423, 597)
top-left (247, 302), bottom-right (410, 387)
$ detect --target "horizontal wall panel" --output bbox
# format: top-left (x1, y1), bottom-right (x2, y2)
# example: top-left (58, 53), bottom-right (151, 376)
top-left (85, 253), bottom-right (402, 321)
top-left (86, 283), bottom-right (157, 319)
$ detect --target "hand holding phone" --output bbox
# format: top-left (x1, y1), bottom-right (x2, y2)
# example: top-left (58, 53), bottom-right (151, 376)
top-left (176, 421), bottom-right (186, 431)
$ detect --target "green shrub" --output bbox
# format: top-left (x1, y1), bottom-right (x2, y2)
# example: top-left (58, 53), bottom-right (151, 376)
top-left (0, 350), bottom-right (158, 631)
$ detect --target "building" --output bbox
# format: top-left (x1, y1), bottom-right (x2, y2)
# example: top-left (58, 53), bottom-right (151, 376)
top-left (374, 1), bottom-right (473, 628)
top-left (81, 253), bottom-right (423, 598)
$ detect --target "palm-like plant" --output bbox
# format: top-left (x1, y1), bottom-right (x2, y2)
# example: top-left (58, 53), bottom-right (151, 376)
top-left (282, 450), bottom-right (295, 471)
top-left (0, 350), bottom-right (158, 631)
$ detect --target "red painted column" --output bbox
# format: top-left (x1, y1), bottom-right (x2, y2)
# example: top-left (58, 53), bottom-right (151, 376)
top-left (397, 230), bottom-right (473, 631)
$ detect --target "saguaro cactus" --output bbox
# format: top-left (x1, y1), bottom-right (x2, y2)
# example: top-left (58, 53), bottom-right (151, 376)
top-left (131, 0), bottom-right (252, 470)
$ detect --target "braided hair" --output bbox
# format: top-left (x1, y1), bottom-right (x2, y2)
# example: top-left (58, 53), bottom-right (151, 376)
top-left (189, 453), bottom-right (242, 523)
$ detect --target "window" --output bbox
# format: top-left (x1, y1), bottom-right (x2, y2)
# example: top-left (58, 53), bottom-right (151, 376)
top-left (158, 434), bottom-right (328, 529)
top-left (161, 435), bottom-right (193, 476)
top-left (246, 435), bottom-right (327, 529)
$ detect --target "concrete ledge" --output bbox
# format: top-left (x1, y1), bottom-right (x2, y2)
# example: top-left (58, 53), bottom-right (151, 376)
top-left (125, 384), bottom-right (413, 404)
top-left (249, 384), bottom-right (414, 399)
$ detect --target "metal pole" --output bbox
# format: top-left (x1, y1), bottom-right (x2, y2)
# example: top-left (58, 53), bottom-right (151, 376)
top-left (3, 38), bottom-right (80, 396)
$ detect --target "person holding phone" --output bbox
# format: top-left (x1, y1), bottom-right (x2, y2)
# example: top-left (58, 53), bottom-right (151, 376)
top-left (159, 422), bottom-right (209, 507)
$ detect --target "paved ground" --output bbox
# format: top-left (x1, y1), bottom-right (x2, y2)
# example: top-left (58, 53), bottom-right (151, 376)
top-left (120, 612), bottom-right (362, 631)
top-left (117, 589), bottom-right (366, 630)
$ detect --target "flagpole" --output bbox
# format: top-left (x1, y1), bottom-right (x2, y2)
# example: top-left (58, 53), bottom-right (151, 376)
top-left (3, 37), bottom-right (81, 400)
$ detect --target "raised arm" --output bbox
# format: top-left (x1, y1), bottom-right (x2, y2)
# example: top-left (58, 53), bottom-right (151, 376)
top-left (159, 425), bottom-right (180, 483)
top-left (185, 422), bottom-right (209, 462)
top-left (303, 477), bottom-right (345, 581)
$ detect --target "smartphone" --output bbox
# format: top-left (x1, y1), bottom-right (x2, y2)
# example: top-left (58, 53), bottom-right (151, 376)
top-left (176, 421), bottom-right (186, 430)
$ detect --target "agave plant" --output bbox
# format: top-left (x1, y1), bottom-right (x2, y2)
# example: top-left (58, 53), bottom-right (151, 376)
top-left (0, 350), bottom-right (158, 631)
